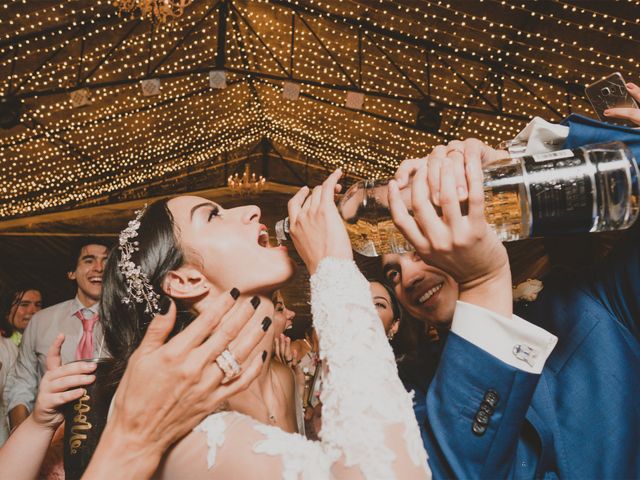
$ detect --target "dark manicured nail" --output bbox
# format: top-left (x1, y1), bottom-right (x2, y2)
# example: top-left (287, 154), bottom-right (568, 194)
top-left (251, 296), bottom-right (261, 309)
top-left (229, 287), bottom-right (240, 300)
top-left (158, 296), bottom-right (171, 315)
top-left (262, 350), bottom-right (267, 362)
top-left (261, 316), bottom-right (272, 331)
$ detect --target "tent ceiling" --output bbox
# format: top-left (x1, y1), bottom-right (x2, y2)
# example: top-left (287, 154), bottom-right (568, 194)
top-left (0, 0), bottom-right (637, 321)
top-left (2, 0), bottom-right (638, 219)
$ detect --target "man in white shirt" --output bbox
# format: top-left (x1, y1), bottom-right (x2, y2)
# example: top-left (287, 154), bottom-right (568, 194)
top-left (4, 239), bottom-right (110, 431)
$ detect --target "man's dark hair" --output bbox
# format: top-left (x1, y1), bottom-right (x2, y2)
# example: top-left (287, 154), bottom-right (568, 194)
top-left (67, 237), bottom-right (114, 273)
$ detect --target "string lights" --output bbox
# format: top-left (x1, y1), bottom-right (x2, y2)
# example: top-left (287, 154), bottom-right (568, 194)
top-left (113, 0), bottom-right (194, 25)
top-left (0, 0), bottom-right (636, 219)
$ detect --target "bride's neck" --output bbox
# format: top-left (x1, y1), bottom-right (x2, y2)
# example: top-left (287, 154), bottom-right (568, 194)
top-left (226, 292), bottom-right (276, 407)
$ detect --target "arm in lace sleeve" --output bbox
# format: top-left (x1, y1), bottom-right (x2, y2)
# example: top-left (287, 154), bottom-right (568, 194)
top-left (310, 257), bottom-right (429, 478)
top-left (157, 257), bottom-right (429, 480)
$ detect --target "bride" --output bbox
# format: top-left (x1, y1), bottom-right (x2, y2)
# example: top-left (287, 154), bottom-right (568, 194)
top-left (100, 169), bottom-right (430, 478)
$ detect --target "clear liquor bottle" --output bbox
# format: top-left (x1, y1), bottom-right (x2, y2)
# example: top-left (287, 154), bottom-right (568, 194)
top-left (275, 141), bottom-right (639, 257)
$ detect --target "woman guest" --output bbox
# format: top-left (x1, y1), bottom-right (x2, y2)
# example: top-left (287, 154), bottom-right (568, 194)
top-left (0, 285), bottom-right (42, 445)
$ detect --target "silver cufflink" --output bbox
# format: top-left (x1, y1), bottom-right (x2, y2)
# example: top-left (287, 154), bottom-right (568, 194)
top-left (512, 344), bottom-right (538, 367)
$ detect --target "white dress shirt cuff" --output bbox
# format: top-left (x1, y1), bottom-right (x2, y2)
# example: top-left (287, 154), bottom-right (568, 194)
top-left (451, 301), bottom-right (558, 374)
top-left (508, 116), bottom-right (570, 155)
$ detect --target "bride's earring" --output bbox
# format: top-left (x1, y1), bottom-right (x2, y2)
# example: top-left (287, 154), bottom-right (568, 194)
top-left (387, 320), bottom-right (399, 341)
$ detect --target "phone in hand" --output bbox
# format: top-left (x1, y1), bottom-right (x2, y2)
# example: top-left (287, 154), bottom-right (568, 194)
top-left (585, 72), bottom-right (639, 127)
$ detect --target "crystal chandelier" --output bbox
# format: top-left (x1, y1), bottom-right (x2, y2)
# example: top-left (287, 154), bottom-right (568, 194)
top-left (113, 0), bottom-right (193, 25)
top-left (228, 164), bottom-right (266, 196)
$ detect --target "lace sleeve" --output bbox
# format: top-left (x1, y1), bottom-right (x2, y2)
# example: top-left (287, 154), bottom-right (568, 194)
top-left (157, 258), bottom-right (430, 480)
top-left (310, 257), bottom-right (429, 478)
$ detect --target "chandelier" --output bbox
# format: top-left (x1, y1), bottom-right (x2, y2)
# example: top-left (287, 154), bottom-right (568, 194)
top-left (228, 164), bottom-right (266, 196)
top-left (113, 0), bottom-right (193, 25)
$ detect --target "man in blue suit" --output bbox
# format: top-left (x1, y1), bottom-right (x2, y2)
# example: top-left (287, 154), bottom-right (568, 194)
top-left (382, 112), bottom-right (640, 478)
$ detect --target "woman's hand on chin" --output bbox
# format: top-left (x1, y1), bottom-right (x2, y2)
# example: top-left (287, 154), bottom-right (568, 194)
top-left (83, 293), bottom-right (270, 480)
top-left (287, 168), bottom-right (353, 275)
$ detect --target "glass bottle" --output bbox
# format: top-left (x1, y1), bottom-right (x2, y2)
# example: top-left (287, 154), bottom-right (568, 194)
top-left (275, 141), bottom-right (639, 257)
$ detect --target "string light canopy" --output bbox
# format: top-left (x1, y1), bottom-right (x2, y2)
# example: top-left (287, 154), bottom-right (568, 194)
top-left (113, 0), bottom-right (194, 25)
top-left (1, 0), bottom-right (638, 220)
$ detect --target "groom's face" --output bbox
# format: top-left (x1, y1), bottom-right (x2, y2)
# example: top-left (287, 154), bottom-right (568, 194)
top-left (381, 252), bottom-right (459, 326)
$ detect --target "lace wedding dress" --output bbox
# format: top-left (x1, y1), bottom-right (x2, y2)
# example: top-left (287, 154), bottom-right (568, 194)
top-left (157, 258), bottom-right (431, 479)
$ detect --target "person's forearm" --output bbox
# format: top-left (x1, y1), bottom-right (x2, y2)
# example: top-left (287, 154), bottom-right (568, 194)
top-left (0, 415), bottom-right (56, 480)
top-left (9, 405), bottom-right (29, 431)
top-left (82, 422), bottom-right (164, 480)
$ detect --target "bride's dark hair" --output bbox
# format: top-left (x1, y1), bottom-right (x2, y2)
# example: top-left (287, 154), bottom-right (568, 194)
top-left (100, 198), bottom-right (186, 383)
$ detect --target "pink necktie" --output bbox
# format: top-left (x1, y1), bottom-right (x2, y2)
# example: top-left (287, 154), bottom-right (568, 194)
top-left (75, 309), bottom-right (98, 360)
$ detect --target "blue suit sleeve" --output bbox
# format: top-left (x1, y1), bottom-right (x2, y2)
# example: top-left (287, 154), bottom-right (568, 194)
top-left (424, 333), bottom-right (540, 479)
top-left (586, 224), bottom-right (640, 340)
top-left (560, 113), bottom-right (640, 340)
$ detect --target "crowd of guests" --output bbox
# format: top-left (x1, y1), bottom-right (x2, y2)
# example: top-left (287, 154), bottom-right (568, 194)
top-left (0, 82), bottom-right (638, 479)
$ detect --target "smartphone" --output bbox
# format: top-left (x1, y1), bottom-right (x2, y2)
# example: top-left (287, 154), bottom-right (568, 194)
top-left (585, 73), bottom-right (639, 127)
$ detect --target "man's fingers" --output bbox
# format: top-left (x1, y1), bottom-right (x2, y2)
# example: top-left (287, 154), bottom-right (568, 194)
top-left (46, 359), bottom-right (97, 382)
top-left (54, 388), bottom-right (88, 405)
top-left (446, 140), bottom-right (468, 201)
top-left (466, 151), bottom-right (486, 223)
top-left (428, 147), bottom-right (445, 205)
top-left (388, 179), bottom-right (429, 252)
top-left (394, 157), bottom-right (427, 189)
top-left (49, 374), bottom-right (96, 393)
top-left (439, 161), bottom-right (464, 227)
top-left (412, 164), bottom-right (445, 242)
top-left (456, 138), bottom-right (502, 167)
top-left (45, 333), bottom-right (65, 371)
top-left (137, 299), bottom-right (177, 354)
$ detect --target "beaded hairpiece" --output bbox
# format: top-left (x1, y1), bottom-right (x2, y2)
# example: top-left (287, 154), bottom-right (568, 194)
top-left (118, 205), bottom-right (160, 315)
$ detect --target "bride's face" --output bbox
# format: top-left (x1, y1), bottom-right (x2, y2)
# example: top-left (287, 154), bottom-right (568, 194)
top-left (167, 196), bottom-right (296, 295)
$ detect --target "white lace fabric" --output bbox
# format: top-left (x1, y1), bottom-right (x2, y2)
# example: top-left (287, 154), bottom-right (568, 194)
top-left (157, 258), bottom-right (430, 480)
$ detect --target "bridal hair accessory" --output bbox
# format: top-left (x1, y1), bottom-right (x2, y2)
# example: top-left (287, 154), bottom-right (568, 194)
top-left (215, 349), bottom-right (242, 383)
top-left (118, 205), bottom-right (161, 315)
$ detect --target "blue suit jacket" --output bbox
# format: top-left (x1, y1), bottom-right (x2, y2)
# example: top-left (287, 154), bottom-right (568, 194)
top-left (417, 116), bottom-right (640, 479)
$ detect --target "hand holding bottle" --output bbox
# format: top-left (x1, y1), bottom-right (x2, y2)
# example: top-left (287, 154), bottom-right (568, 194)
top-left (287, 169), bottom-right (353, 275)
top-left (393, 138), bottom-right (508, 206)
top-left (33, 334), bottom-right (97, 431)
top-left (388, 148), bottom-right (513, 318)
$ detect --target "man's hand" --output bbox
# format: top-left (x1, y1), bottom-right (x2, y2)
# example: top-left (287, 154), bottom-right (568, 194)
top-left (32, 334), bottom-right (97, 431)
top-left (388, 146), bottom-right (512, 318)
top-left (394, 138), bottom-right (508, 206)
